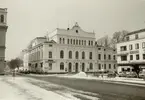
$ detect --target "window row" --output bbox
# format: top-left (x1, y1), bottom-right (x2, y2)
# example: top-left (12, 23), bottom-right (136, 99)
top-left (98, 64), bottom-right (116, 70)
top-left (98, 54), bottom-right (116, 60)
top-left (59, 38), bottom-right (94, 46)
top-left (60, 50), bottom-right (93, 59)
top-left (121, 54), bottom-right (145, 61)
top-left (126, 34), bottom-right (139, 41)
top-left (120, 42), bottom-right (145, 51)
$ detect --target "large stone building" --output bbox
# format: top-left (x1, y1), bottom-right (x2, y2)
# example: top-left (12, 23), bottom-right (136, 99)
top-left (117, 29), bottom-right (145, 72)
top-left (0, 8), bottom-right (8, 75)
top-left (23, 23), bottom-right (117, 73)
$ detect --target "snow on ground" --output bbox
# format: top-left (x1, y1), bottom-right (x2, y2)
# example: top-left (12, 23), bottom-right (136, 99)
top-left (0, 76), bottom-right (83, 100)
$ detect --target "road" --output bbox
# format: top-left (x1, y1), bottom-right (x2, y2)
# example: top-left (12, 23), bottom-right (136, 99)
top-left (26, 75), bottom-right (145, 100)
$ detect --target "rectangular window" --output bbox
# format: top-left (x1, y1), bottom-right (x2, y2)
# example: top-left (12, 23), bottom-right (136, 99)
top-left (108, 55), bottom-right (111, 60)
top-left (121, 55), bottom-right (127, 61)
top-left (49, 44), bottom-right (53, 47)
top-left (98, 54), bottom-right (101, 60)
top-left (126, 36), bottom-right (129, 41)
top-left (142, 42), bottom-right (145, 48)
top-left (135, 43), bottom-right (139, 49)
top-left (109, 64), bottom-right (111, 69)
top-left (49, 51), bottom-right (52, 58)
top-left (136, 54), bottom-right (139, 60)
top-left (120, 46), bottom-right (127, 51)
top-left (49, 63), bottom-right (52, 70)
top-left (135, 34), bottom-right (139, 39)
top-left (129, 45), bottom-right (133, 50)
top-left (89, 52), bottom-right (92, 59)
top-left (104, 54), bottom-right (106, 60)
top-left (143, 54), bottom-right (145, 60)
top-left (114, 64), bottom-right (116, 69)
top-left (98, 64), bottom-right (101, 70)
top-left (113, 55), bottom-right (116, 60)
top-left (104, 64), bottom-right (106, 69)
top-left (130, 55), bottom-right (133, 60)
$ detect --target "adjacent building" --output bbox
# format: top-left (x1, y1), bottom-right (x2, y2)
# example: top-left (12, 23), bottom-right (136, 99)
top-left (117, 29), bottom-right (145, 72)
top-left (23, 23), bottom-right (117, 73)
top-left (0, 8), bottom-right (8, 74)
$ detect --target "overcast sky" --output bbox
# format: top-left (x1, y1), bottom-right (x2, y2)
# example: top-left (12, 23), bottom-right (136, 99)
top-left (1, 0), bottom-right (145, 60)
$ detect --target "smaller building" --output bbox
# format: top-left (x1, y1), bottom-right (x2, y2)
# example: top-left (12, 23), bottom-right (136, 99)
top-left (96, 46), bottom-right (117, 73)
top-left (117, 28), bottom-right (145, 72)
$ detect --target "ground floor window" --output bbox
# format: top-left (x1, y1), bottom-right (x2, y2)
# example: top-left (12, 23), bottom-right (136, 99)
top-left (89, 63), bottom-right (93, 70)
top-left (49, 63), bottom-right (52, 70)
top-left (98, 64), bottom-right (101, 70)
top-left (60, 62), bottom-right (64, 70)
top-left (109, 64), bottom-right (111, 69)
top-left (143, 54), bottom-right (145, 60)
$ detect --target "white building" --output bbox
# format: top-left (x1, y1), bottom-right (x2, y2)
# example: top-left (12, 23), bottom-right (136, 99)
top-left (117, 29), bottom-right (145, 72)
top-left (0, 8), bottom-right (8, 75)
top-left (23, 23), bottom-right (117, 73)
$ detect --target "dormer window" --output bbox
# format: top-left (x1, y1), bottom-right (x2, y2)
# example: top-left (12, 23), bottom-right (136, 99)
top-left (76, 30), bottom-right (78, 33)
top-left (1, 15), bottom-right (4, 23)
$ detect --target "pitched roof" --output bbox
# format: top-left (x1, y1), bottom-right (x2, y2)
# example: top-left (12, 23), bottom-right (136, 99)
top-left (126, 28), bottom-right (145, 36)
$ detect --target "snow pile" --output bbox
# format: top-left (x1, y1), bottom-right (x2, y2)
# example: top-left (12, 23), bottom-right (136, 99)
top-left (73, 72), bottom-right (87, 77)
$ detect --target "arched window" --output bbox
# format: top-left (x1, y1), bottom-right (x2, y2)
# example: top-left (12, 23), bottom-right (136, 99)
top-left (82, 51), bottom-right (85, 59)
top-left (63, 38), bottom-right (65, 44)
top-left (82, 40), bottom-right (83, 45)
top-left (60, 62), bottom-right (64, 70)
top-left (49, 51), bottom-right (52, 58)
top-left (67, 39), bottom-right (69, 44)
top-left (73, 39), bottom-right (75, 45)
top-left (91, 41), bottom-right (93, 45)
top-left (60, 50), bottom-right (64, 58)
top-left (1, 15), bottom-right (4, 23)
top-left (82, 63), bottom-right (85, 72)
top-left (59, 38), bottom-right (62, 44)
top-left (69, 51), bottom-right (72, 59)
top-left (90, 63), bottom-right (93, 70)
top-left (76, 39), bottom-right (78, 45)
top-left (71, 39), bottom-right (72, 44)
top-left (88, 41), bottom-right (90, 46)
top-left (79, 40), bottom-right (81, 45)
top-left (75, 51), bottom-right (79, 59)
top-left (89, 52), bottom-right (92, 59)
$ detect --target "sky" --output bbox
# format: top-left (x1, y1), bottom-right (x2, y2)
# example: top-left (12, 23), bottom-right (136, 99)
top-left (0, 0), bottom-right (145, 60)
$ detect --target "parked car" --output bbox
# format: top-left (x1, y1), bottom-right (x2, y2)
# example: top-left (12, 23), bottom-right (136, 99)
top-left (107, 71), bottom-right (116, 78)
top-left (118, 72), bottom-right (127, 77)
top-left (139, 71), bottom-right (145, 78)
top-left (126, 72), bottom-right (137, 78)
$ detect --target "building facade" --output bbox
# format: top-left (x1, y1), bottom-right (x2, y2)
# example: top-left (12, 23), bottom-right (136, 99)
top-left (0, 8), bottom-right (8, 74)
top-left (117, 29), bottom-right (145, 72)
top-left (23, 23), bottom-right (117, 73)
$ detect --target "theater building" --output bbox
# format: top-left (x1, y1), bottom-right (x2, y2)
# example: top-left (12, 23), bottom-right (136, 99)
top-left (0, 8), bottom-right (8, 74)
top-left (117, 29), bottom-right (145, 72)
top-left (23, 23), bottom-right (117, 73)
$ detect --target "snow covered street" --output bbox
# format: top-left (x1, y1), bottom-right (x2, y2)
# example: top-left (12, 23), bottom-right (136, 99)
top-left (0, 76), bottom-right (100, 100)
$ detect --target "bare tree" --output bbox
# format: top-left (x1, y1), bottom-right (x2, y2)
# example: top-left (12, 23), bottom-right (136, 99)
top-left (110, 30), bottom-right (129, 48)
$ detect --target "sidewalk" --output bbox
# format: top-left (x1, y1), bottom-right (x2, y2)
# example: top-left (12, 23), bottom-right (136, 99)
top-left (0, 76), bottom-right (77, 100)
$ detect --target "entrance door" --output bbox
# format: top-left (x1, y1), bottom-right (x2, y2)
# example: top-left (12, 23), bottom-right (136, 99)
top-left (75, 63), bottom-right (78, 72)
top-left (68, 63), bottom-right (72, 72)
top-left (82, 63), bottom-right (85, 72)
